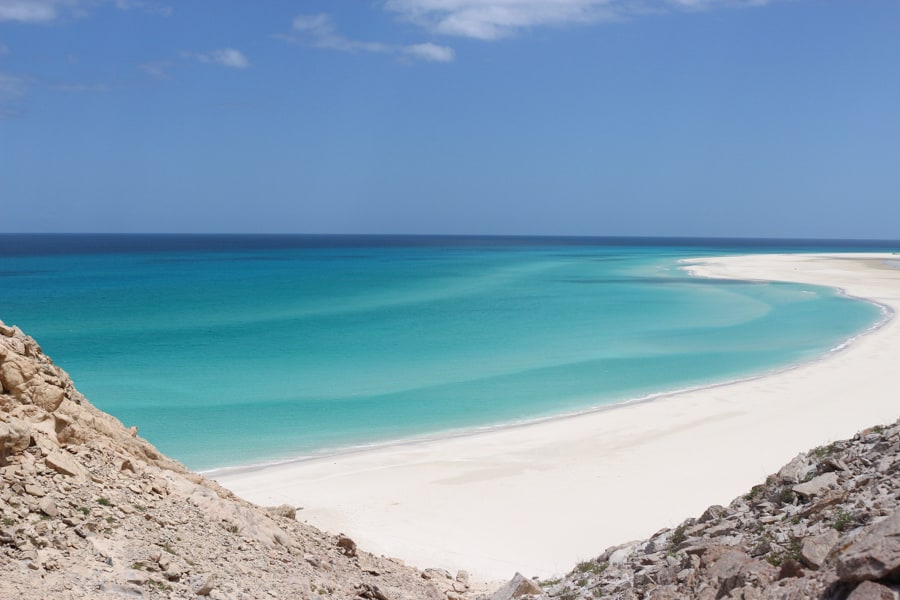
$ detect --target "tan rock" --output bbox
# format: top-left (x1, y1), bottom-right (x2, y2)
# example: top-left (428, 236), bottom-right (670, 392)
top-left (24, 483), bottom-right (47, 497)
top-left (847, 581), bottom-right (897, 600)
top-left (38, 497), bottom-right (58, 517)
top-left (800, 528), bottom-right (839, 569)
top-left (490, 572), bottom-right (542, 600)
top-left (792, 472), bottom-right (839, 498)
top-left (45, 450), bottom-right (89, 483)
top-left (836, 507), bottom-right (900, 582)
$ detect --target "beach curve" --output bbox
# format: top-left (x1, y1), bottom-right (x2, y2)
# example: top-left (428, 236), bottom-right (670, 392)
top-left (214, 253), bottom-right (900, 583)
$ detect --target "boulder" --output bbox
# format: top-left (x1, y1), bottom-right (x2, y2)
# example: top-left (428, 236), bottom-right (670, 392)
top-left (0, 417), bottom-right (31, 464)
top-left (778, 454), bottom-right (813, 484)
top-left (837, 508), bottom-right (900, 582)
top-left (800, 529), bottom-right (840, 569)
top-left (45, 449), bottom-right (89, 483)
top-left (490, 572), bottom-right (543, 600)
top-left (846, 581), bottom-right (897, 600)
top-left (793, 472), bottom-right (839, 498)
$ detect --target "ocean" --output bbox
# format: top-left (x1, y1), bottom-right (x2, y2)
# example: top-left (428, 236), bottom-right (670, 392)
top-left (0, 235), bottom-right (892, 471)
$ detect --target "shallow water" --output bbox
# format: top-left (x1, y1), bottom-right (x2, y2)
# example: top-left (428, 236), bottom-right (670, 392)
top-left (0, 235), bottom-right (886, 470)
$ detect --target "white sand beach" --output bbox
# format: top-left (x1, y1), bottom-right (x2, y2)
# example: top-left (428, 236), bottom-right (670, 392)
top-left (215, 253), bottom-right (900, 583)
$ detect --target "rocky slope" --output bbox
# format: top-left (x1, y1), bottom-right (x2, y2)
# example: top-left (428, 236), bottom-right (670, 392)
top-left (508, 421), bottom-right (900, 599)
top-left (0, 320), bottom-right (483, 600)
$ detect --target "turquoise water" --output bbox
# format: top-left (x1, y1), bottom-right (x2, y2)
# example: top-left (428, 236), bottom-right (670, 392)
top-left (0, 236), bottom-right (887, 471)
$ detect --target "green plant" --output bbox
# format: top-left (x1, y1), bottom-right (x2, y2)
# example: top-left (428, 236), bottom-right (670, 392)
top-left (813, 442), bottom-right (839, 459)
top-left (79, 507), bottom-right (90, 515)
top-left (148, 580), bottom-right (172, 592)
top-left (668, 524), bottom-right (687, 551)
top-left (96, 497), bottom-right (112, 507)
top-left (832, 509), bottom-right (853, 532)
top-left (2, 517), bottom-right (16, 526)
top-left (744, 484), bottom-right (765, 501)
top-left (541, 578), bottom-right (562, 588)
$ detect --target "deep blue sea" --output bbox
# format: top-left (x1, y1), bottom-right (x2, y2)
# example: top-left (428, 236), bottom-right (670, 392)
top-left (0, 235), bottom-right (893, 471)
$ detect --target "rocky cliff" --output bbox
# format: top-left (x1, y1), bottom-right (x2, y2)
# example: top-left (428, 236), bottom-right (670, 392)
top-left (507, 421), bottom-right (900, 599)
top-left (0, 320), bottom-right (483, 600)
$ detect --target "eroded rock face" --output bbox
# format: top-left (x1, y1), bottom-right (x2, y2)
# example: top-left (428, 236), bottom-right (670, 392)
top-left (837, 508), bottom-right (900, 583)
top-left (0, 320), bottom-right (486, 600)
top-left (522, 421), bottom-right (900, 600)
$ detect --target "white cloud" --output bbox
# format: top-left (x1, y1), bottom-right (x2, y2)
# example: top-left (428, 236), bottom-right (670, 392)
top-left (113, 0), bottom-right (172, 16)
top-left (406, 42), bottom-right (455, 63)
top-left (0, 71), bottom-right (28, 116)
top-left (0, 0), bottom-right (61, 23)
top-left (0, 0), bottom-right (171, 23)
top-left (277, 13), bottom-right (455, 63)
top-left (384, 0), bottom-right (775, 40)
top-left (182, 48), bottom-right (251, 69)
top-left (140, 60), bottom-right (170, 78)
top-left (49, 81), bottom-right (109, 92)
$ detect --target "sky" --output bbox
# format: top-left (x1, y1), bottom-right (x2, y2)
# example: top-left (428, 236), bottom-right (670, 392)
top-left (0, 0), bottom-right (898, 238)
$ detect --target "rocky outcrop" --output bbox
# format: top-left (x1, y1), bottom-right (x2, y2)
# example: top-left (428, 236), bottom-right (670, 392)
top-left (0, 320), bottom-right (484, 600)
top-left (503, 420), bottom-right (900, 600)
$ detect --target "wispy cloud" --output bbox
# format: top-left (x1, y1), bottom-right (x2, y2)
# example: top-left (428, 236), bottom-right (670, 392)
top-left (0, 71), bottom-right (29, 116)
top-left (181, 48), bottom-right (251, 70)
top-left (140, 60), bottom-right (170, 78)
top-left (0, 0), bottom-right (171, 24)
top-left (48, 81), bottom-right (110, 92)
top-left (113, 0), bottom-right (172, 17)
top-left (405, 42), bottom-right (455, 63)
top-left (384, 0), bottom-right (775, 40)
top-left (0, 0), bottom-right (61, 23)
top-left (276, 13), bottom-right (455, 63)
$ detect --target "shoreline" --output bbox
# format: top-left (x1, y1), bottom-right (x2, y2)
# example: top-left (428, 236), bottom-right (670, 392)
top-left (203, 258), bottom-right (891, 479)
top-left (215, 252), bottom-right (900, 583)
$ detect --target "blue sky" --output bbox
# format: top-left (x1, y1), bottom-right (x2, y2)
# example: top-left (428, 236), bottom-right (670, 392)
top-left (1, 0), bottom-right (898, 238)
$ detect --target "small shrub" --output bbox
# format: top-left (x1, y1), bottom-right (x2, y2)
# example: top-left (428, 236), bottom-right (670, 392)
top-left (668, 524), bottom-right (687, 550)
top-left (832, 510), bottom-right (853, 532)
top-left (96, 497), bottom-right (112, 507)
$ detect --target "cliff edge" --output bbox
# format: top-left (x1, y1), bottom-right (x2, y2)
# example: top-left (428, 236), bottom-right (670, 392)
top-left (0, 320), bottom-right (481, 600)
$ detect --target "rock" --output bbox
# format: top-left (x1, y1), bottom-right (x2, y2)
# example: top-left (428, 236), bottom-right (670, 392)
top-left (38, 497), bottom-right (58, 517)
top-left (836, 507), bottom-right (900, 582)
top-left (778, 454), bottom-right (812, 484)
top-left (847, 581), bottom-right (897, 600)
top-left (792, 472), bottom-right (839, 498)
top-left (337, 534), bottom-right (357, 557)
top-left (124, 569), bottom-right (149, 584)
top-left (800, 529), bottom-right (839, 569)
top-left (490, 572), bottom-right (543, 600)
top-left (24, 483), bottom-right (47, 497)
top-left (422, 568), bottom-right (451, 580)
top-left (267, 504), bottom-right (297, 520)
top-left (193, 572), bottom-right (217, 596)
top-left (455, 569), bottom-right (469, 587)
top-left (699, 505), bottom-right (726, 523)
top-left (778, 559), bottom-right (805, 579)
top-left (45, 450), bottom-right (89, 482)
top-left (0, 418), bottom-right (31, 465)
